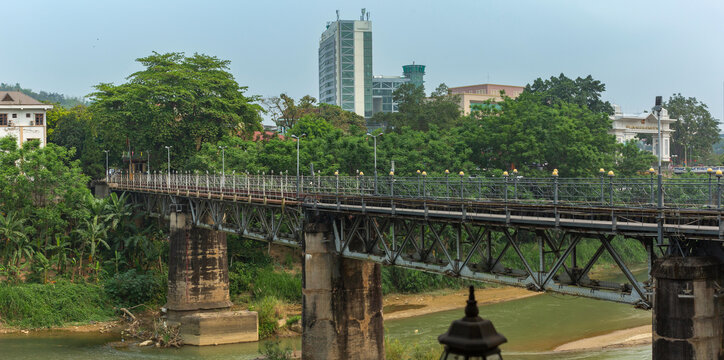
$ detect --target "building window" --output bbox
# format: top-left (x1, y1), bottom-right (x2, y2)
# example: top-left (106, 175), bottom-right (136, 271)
top-left (0, 114), bottom-right (7, 126)
top-left (12, 114), bottom-right (17, 118)
top-left (26, 113), bottom-right (30, 118)
top-left (34, 114), bottom-right (44, 126)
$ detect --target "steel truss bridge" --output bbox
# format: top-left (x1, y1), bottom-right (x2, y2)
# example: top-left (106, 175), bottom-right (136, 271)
top-left (106, 172), bottom-right (724, 308)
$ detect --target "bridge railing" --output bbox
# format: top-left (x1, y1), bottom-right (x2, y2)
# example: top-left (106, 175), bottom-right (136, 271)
top-left (108, 172), bottom-right (723, 210)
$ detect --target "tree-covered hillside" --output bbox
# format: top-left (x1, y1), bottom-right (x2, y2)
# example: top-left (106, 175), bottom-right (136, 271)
top-left (0, 83), bottom-right (86, 107)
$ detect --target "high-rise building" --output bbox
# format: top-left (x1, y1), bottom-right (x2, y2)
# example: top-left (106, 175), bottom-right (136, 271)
top-left (371, 64), bottom-right (426, 116)
top-left (319, 10), bottom-right (373, 118)
top-left (402, 63), bottom-right (425, 88)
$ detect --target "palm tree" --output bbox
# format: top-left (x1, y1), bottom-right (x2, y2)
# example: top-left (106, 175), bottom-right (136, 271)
top-left (0, 212), bottom-right (31, 267)
top-left (103, 193), bottom-right (133, 232)
top-left (49, 234), bottom-right (72, 275)
top-left (74, 216), bottom-right (109, 277)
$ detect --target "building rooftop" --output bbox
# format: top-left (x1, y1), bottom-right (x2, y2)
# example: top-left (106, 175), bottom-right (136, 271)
top-left (0, 91), bottom-right (45, 105)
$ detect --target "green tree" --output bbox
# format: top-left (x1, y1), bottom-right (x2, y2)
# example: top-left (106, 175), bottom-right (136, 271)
top-left (525, 73), bottom-right (614, 115)
top-left (0, 212), bottom-right (30, 267)
top-left (48, 105), bottom-right (104, 179)
top-left (616, 140), bottom-right (657, 176)
top-left (665, 94), bottom-right (720, 165)
top-left (74, 216), bottom-right (109, 277)
top-left (90, 52), bottom-right (263, 170)
top-left (465, 93), bottom-right (617, 176)
top-left (389, 83), bottom-right (461, 131)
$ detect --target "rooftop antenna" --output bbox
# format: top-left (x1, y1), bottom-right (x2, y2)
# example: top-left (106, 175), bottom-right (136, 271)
top-left (366, 11), bottom-right (370, 21)
top-left (336, 10), bottom-right (339, 21)
top-left (361, 8), bottom-right (366, 20)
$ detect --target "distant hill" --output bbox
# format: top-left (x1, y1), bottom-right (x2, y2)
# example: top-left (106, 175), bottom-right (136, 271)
top-left (0, 83), bottom-right (86, 108)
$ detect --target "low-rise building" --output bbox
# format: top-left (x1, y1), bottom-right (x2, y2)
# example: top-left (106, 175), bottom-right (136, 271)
top-left (448, 84), bottom-right (524, 115)
top-left (609, 105), bottom-right (676, 162)
top-left (0, 91), bottom-right (52, 147)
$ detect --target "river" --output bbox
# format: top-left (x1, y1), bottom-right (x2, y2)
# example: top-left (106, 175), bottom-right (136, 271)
top-left (0, 292), bottom-right (651, 359)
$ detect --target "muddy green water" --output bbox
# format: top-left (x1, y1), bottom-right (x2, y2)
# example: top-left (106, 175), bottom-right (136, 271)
top-left (0, 293), bottom-right (651, 359)
top-left (0, 266), bottom-right (652, 359)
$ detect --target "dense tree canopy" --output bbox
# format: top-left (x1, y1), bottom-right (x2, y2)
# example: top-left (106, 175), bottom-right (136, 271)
top-left (665, 93), bottom-right (720, 165)
top-left (525, 74), bottom-right (614, 115)
top-left (372, 83), bottom-right (461, 131)
top-left (89, 52), bottom-right (263, 169)
top-left (263, 94), bottom-right (365, 134)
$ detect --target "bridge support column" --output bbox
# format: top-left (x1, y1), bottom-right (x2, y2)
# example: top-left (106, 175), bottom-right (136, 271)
top-left (165, 211), bottom-right (258, 345)
top-left (94, 182), bottom-right (110, 199)
top-left (302, 221), bottom-right (385, 360)
top-left (652, 256), bottom-right (723, 359)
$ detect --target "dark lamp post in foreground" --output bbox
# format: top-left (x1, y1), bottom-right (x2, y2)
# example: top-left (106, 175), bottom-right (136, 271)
top-left (438, 286), bottom-right (507, 360)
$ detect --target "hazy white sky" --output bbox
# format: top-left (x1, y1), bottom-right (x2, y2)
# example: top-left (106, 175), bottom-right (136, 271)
top-left (3, 0), bottom-right (724, 126)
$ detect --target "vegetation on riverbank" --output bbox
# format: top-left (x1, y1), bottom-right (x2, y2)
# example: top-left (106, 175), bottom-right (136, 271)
top-left (0, 280), bottom-right (114, 328)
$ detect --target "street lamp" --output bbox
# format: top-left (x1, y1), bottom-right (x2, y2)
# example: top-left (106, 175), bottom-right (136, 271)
top-left (438, 286), bottom-right (507, 359)
top-left (290, 134), bottom-right (306, 197)
top-left (103, 150), bottom-right (109, 181)
top-left (164, 146), bottom-right (172, 188)
top-left (218, 146), bottom-right (227, 176)
top-left (654, 96), bottom-right (664, 245)
top-left (366, 132), bottom-right (383, 194)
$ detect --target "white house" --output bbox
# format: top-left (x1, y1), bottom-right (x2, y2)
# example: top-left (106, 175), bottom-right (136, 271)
top-left (609, 104), bottom-right (677, 162)
top-left (0, 91), bottom-right (52, 147)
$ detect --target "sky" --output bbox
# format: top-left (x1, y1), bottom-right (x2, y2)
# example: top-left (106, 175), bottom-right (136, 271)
top-left (3, 0), bottom-right (724, 127)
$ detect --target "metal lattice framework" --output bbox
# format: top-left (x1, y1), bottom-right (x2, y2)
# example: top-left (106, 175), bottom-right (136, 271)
top-left (108, 173), bottom-right (724, 308)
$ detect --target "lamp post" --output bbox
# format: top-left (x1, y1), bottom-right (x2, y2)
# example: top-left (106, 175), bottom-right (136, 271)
top-left (654, 96), bottom-right (664, 246)
top-left (164, 146), bottom-right (172, 188)
top-left (291, 134), bottom-right (306, 197)
top-left (438, 286), bottom-right (507, 359)
top-left (219, 146), bottom-right (227, 176)
top-left (707, 167), bottom-right (714, 206)
top-left (366, 132), bottom-right (383, 194)
top-left (103, 150), bottom-right (109, 181)
top-left (649, 167), bottom-right (656, 205)
top-left (219, 145), bottom-right (227, 189)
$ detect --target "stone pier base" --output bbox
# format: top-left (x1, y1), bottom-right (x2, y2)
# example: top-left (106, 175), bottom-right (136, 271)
top-left (168, 310), bottom-right (258, 346)
top-left (165, 211), bottom-right (258, 346)
top-left (302, 221), bottom-right (385, 360)
top-left (652, 256), bottom-right (723, 359)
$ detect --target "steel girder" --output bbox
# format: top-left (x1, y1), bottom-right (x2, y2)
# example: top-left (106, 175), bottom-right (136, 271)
top-left (329, 213), bottom-right (652, 307)
top-left (128, 191), bottom-right (302, 248)
top-left (118, 189), bottom-right (704, 308)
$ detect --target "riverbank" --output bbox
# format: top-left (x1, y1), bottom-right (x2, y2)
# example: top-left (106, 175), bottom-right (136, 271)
top-left (553, 325), bottom-right (651, 352)
top-left (383, 286), bottom-right (541, 320)
top-left (0, 320), bottom-right (120, 335)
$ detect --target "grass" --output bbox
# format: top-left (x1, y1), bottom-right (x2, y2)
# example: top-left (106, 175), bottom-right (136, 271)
top-left (0, 279), bottom-right (114, 329)
top-left (385, 338), bottom-right (441, 360)
top-left (249, 296), bottom-right (284, 339)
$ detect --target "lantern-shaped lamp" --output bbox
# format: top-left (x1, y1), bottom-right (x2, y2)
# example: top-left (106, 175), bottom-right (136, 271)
top-left (438, 286), bottom-right (507, 360)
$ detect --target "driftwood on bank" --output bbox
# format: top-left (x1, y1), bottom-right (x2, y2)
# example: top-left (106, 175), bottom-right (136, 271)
top-left (118, 305), bottom-right (183, 348)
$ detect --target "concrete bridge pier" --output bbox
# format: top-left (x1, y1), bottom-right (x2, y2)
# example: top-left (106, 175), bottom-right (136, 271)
top-left (165, 211), bottom-right (258, 345)
top-left (302, 220), bottom-right (385, 360)
top-left (652, 256), bottom-right (723, 359)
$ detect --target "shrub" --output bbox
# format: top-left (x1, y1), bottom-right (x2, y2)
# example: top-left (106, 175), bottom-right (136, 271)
top-left (252, 269), bottom-right (301, 302)
top-left (250, 296), bottom-right (282, 338)
top-left (0, 280), bottom-right (113, 328)
top-left (260, 340), bottom-right (293, 360)
top-left (382, 267), bottom-right (477, 294)
top-left (104, 269), bottom-right (162, 308)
